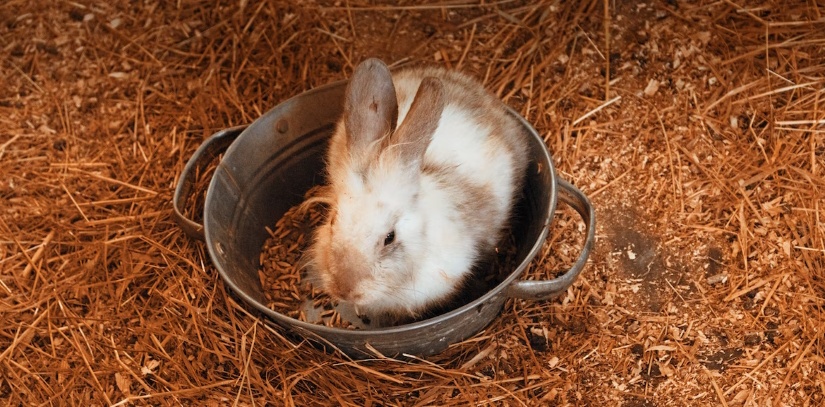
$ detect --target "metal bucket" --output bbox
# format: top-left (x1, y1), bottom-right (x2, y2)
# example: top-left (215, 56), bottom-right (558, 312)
top-left (173, 79), bottom-right (595, 358)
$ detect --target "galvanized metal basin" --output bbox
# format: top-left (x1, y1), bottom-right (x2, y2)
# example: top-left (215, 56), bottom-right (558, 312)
top-left (173, 79), bottom-right (595, 358)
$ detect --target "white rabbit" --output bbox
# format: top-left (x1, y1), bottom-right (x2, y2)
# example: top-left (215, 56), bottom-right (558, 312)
top-left (308, 58), bottom-right (529, 324)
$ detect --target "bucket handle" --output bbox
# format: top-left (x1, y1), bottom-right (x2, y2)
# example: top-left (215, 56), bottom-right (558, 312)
top-left (507, 179), bottom-right (596, 301)
top-left (173, 125), bottom-right (247, 241)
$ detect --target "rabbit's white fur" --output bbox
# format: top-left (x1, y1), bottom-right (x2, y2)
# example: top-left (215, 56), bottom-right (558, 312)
top-left (310, 59), bottom-right (528, 321)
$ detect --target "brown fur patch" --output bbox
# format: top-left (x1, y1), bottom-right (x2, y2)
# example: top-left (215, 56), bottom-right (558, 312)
top-left (422, 162), bottom-right (504, 251)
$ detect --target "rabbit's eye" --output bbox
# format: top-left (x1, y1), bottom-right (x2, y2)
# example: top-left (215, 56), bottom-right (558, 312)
top-left (383, 230), bottom-right (396, 246)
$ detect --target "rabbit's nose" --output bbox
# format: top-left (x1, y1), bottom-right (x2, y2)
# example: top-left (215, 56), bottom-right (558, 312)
top-left (328, 245), bottom-right (370, 301)
top-left (329, 275), bottom-right (363, 303)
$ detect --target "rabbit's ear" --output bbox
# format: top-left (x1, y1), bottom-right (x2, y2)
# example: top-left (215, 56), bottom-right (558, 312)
top-left (344, 58), bottom-right (398, 154)
top-left (391, 77), bottom-right (444, 165)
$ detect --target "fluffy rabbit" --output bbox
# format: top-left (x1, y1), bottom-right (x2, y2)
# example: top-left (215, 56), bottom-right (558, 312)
top-left (308, 58), bottom-right (529, 323)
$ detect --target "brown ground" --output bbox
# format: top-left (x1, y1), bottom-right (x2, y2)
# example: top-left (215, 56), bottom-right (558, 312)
top-left (1, 0), bottom-right (823, 406)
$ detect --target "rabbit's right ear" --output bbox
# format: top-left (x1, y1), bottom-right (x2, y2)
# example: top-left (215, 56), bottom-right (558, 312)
top-left (390, 77), bottom-right (444, 167)
top-left (344, 59), bottom-right (398, 155)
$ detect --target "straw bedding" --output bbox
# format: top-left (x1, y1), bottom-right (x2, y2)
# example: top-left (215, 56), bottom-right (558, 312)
top-left (0, 0), bottom-right (823, 405)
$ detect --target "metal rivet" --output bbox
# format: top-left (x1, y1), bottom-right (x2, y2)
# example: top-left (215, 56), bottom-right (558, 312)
top-left (276, 119), bottom-right (288, 133)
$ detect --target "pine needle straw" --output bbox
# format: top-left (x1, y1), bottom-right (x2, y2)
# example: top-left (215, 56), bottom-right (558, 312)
top-left (0, 0), bottom-right (823, 405)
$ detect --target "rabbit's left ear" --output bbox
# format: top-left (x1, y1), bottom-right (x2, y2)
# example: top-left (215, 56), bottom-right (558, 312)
top-left (391, 77), bottom-right (445, 165)
top-left (343, 58), bottom-right (398, 156)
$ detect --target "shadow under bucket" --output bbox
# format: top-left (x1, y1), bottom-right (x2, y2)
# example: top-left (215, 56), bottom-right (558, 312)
top-left (174, 79), bottom-right (595, 359)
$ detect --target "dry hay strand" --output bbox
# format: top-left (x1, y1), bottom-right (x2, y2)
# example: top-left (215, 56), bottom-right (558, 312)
top-left (0, 0), bottom-right (823, 405)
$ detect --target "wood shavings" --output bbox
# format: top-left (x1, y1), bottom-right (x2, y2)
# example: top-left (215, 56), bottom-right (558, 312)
top-left (256, 186), bottom-right (358, 329)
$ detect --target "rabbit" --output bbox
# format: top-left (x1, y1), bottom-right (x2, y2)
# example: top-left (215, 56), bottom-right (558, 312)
top-left (307, 58), bottom-right (529, 325)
